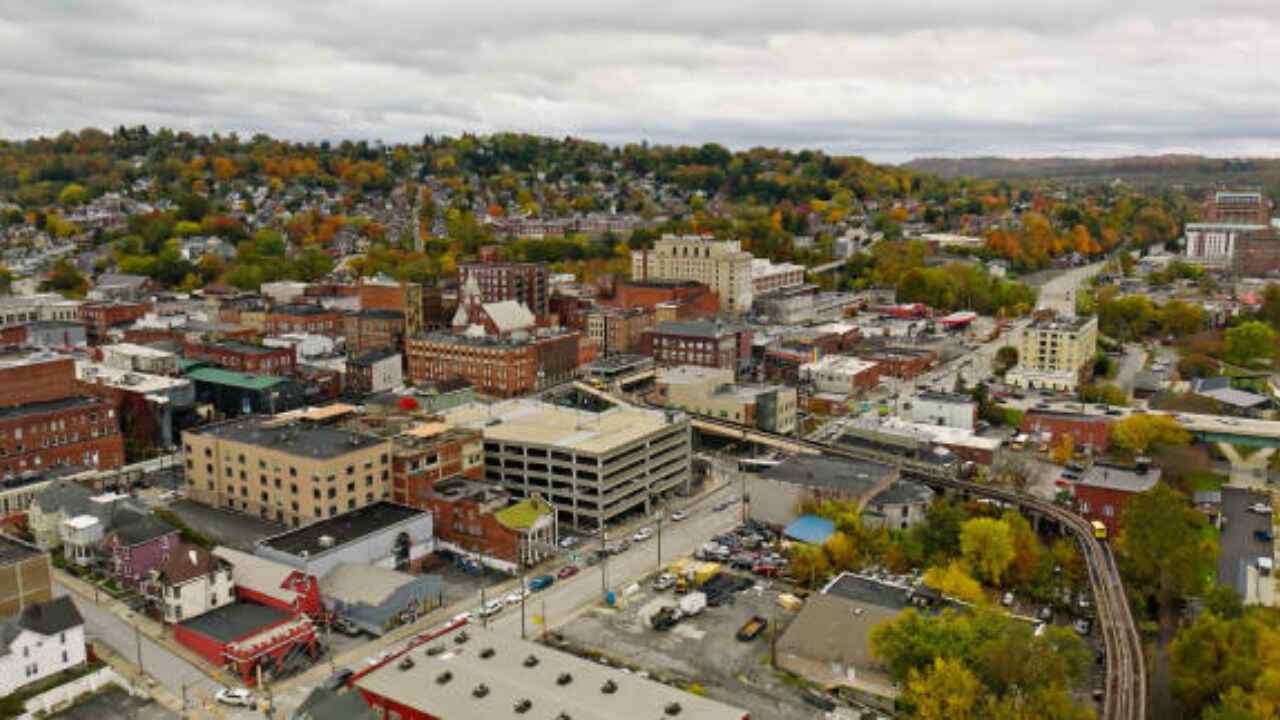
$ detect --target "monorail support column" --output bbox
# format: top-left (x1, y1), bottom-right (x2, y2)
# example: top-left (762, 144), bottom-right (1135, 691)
top-left (1217, 442), bottom-right (1275, 489)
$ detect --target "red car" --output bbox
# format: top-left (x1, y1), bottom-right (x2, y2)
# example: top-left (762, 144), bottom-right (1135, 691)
top-left (752, 563), bottom-right (780, 577)
top-left (557, 564), bottom-right (580, 579)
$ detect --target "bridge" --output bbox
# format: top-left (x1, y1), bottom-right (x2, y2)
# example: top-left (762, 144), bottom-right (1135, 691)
top-left (688, 415), bottom-right (1146, 720)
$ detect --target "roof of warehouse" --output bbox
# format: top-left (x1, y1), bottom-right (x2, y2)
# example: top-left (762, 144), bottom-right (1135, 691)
top-left (184, 366), bottom-right (289, 390)
top-left (354, 625), bottom-right (746, 720)
top-left (257, 501), bottom-right (424, 558)
top-left (176, 601), bottom-right (291, 644)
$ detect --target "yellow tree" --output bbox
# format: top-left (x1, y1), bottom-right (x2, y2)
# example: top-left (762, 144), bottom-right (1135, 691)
top-left (1111, 415), bottom-right (1190, 456)
top-left (960, 517), bottom-right (1015, 586)
top-left (1051, 433), bottom-right (1075, 465)
top-left (923, 561), bottom-right (984, 604)
top-left (823, 532), bottom-right (858, 572)
top-left (905, 657), bottom-right (985, 720)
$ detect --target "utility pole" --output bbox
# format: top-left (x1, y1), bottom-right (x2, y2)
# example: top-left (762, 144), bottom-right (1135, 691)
top-left (655, 509), bottom-right (663, 572)
top-left (134, 624), bottom-right (144, 675)
top-left (600, 526), bottom-right (608, 599)
top-left (479, 555), bottom-right (488, 629)
top-left (520, 570), bottom-right (527, 640)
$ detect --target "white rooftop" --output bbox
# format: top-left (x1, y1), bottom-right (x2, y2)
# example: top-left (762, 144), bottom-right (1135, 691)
top-left (801, 355), bottom-right (878, 374)
top-left (76, 362), bottom-right (189, 394)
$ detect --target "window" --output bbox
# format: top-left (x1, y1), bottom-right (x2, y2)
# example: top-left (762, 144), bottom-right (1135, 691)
top-left (61, 651), bottom-right (68, 663)
top-left (60, 632), bottom-right (65, 643)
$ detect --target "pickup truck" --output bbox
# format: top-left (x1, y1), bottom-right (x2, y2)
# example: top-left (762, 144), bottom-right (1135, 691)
top-left (735, 615), bottom-right (768, 642)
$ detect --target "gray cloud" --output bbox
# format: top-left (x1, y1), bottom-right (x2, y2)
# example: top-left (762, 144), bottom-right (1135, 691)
top-left (2, 1), bottom-right (1280, 160)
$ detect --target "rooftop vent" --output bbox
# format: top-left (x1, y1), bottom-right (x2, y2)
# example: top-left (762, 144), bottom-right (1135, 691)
top-left (317, 535), bottom-right (336, 549)
top-left (665, 702), bottom-right (683, 716)
top-left (601, 679), bottom-right (618, 694)
top-left (514, 699), bottom-right (532, 714)
top-left (398, 657), bottom-right (415, 671)
top-left (556, 714), bottom-right (571, 720)
top-left (480, 647), bottom-right (495, 659)
top-left (556, 672), bottom-right (572, 686)
top-left (523, 654), bottom-right (540, 668)
top-left (426, 645), bottom-right (446, 656)
top-left (473, 683), bottom-right (489, 698)
top-left (436, 670), bottom-right (453, 685)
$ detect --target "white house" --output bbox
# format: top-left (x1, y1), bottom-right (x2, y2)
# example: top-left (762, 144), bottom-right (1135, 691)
top-left (143, 543), bottom-right (234, 624)
top-left (0, 597), bottom-right (86, 696)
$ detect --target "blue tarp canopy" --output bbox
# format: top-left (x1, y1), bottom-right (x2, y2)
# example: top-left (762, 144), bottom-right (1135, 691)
top-left (783, 515), bottom-right (836, 545)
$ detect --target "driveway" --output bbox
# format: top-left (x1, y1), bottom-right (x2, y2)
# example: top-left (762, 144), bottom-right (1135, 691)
top-left (1218, 487), bottom-right (1275, 604)
top-left (1112, 344), bottom-right (1148, 396)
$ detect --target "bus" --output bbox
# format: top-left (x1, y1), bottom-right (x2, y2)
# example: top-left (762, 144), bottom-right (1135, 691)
top-left (1091, 520), bottom-right (1107, 541)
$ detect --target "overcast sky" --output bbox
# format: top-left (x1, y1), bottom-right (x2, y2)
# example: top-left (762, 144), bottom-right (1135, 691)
top-left (3, 1), bottom-right (1280, 162)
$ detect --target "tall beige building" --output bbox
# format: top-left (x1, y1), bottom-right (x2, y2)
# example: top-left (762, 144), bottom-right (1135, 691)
top-left (632, 235), bottom-right (754, 314)
top-left (1006, 315), bottom-right (1098, 392)
top-left (183, 417), bottom-right (392, 528)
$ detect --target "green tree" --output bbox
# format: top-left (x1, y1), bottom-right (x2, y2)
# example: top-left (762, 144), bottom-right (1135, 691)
top-left (994, 346), bottom-right (1018, 374)
top-left (41, 258), bottom-right (87, 298)
top-left (960, 517), bottom-right (1015, 586)
top-left (1111, 414), bottom-right (1190, 455)
top-left (1225, 321), bottom-right (1277, 365)
top-left (1160, 299), bottom-right (1205, 338)
top-left (1118, 484), bottom-right (1218, 625)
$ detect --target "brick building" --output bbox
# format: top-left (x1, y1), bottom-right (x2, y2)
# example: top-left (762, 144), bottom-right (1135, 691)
top-left (404, 330), bottom-right (579, 398)
top-left (638, 320), bottom-right (752, 372)
top-left (1020, 409), bottom-right (1112, 455)
top-left (357, 277), bottom-right (426, 336)
top-left (1203, 190), bottom-right (1273, 224)
top-left (1072, 463), bottom-right (1160, 536)
top-left (584, 307), bottom-right (654, 357)
top-left (343, 310), bottom-right (407, 355)
top-left (863, 347), bottom-right (937, 380)
top-left (602, 279), bottom-right (719, 320)
top-left (184, 340), bottom-right (297, 376)
top-left (458, 247), bottom-right (550, 317)
top-left (79, 301), bottom-right (152, 344)
top-left (0, 355), bottom-right (125, 477)
top-left (390, 428), bottom-right (485, 510)
top-left (1232, 227), bottom-right (1280, 276)
top-left (265, 305), bottom-right (344, 337)
top-left (0, 534), bottom-right (53, 616)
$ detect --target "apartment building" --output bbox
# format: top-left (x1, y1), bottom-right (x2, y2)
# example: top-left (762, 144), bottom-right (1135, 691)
top-left (182, 417), bottom-right (392, 528)
top-left (638, 320), bottom-right (752, 372)
top-left (444, 399), bottom-right (691, 530)
top-left (0, 294), bottom-right (82, 331)
top-left (584, 306), bottom-right (654, 357)
top-left (1007, 314), bottom-right (1098, 392)
top-left (631, 235), bottom-right (754, 314)
top-left (654, 365), bottom-right (797, 434)
top-left (1203, 190), bottom-right (1272, 224)
top-left (404, 330), bottom-right (579, 398)
top-left (458, 247), bottom-right (550, 317)
top-left (1185, 191), bottom-right (1274, 267)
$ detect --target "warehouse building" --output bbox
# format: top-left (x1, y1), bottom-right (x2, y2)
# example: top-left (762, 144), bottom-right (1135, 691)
top-left (253, 501), bottom-right (434, 577)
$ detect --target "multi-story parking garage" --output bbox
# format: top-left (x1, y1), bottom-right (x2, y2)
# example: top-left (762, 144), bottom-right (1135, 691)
top-left (443, 398), bottom-right (691, 530)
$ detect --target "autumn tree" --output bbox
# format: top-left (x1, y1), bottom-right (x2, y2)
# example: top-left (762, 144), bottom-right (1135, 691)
top-left (1051, 434), bottom-right (1075, 465)
top-left (1111, 414), bottom-right (1190, 456)
top-left (961, 517), bottom-right (1015, 586)
top-left (905, 658), bottom-right (984, 720)
top-left (923, 561), bottom-right (984, 604)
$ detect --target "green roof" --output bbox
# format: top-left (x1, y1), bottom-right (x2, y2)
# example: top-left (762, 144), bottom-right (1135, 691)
top-left (177, 358), bottom-right (207, 372)
top-left (184, 366), bottom-right (288, 391)
top-left (495, 496), bottom-right (554, 530)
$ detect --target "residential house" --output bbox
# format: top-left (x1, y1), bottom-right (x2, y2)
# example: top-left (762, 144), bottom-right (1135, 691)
top-left (143, 543), bottom-right (234, 624)
top-left (0, 597), bottom-right (86, 697)
top-left (102, 512), bottom-right (179, 586)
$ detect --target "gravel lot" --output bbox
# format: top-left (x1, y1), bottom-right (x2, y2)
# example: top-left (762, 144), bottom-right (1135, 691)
top-left (548, 570), bottom-right (827, 720)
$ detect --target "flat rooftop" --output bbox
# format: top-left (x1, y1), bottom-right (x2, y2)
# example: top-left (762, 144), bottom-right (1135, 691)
top-left (355, 625), bottom-right (745, 720)
top-left (1029, 314), bottom-right (1095, 331)
top-left (189, 417), bottom-right (387, 459)
top-left (104, 343), bottom-right (175, 358)
top-left (759, 454), bottom-right (895, 495)
top-left (1076, 464), bottom-right (1160, 493)
top-left (257, 501), bottom-right (424, 558)
top-left (443, 399), bottom-right (684, 455)
top-left (176, 601), bottom-right (291, 644)
top-left (0, 533), bottom-right (43, 566)
top-left (0, 395), bottom-right (106, 422)
top-left (76, 362), bottom-right (190, 394)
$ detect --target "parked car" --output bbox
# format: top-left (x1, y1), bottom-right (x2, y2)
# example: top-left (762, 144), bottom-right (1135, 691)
top-left (633, 527), bottom-right (654, 542)
top-left (450, 611), bottom-right (474, 625)
top-left (1037, 606), bottom-right (1054, 623)
top-left (479, 600), bottom-right (504, 618)
top-left (504, 589), bottom-right (529, 606)
top-left (557, 564), bottom-right (580, 580)
top-left (800, 688), bottom-right (837, 712)
top-left (735, 615), bottom-right (768, 642)
top-left (216, 688), bottom-right (255, 707)
top-left (529, 574), bottom-right (555, 592)
top-left (1073, 618), bottom-right (1093, 636)
top-left (332, 617), bottom-right (362, 636)
top-left (1249, 502), bottom-right (1272, 514)
top-left (752, 562), bottom-right (780, 577)
top-left (653, 573), bottom-right (676, 591)
top-left (559, 535), bottom-right (580, 549)
top-left (1256, 530), bottom-right (1274, 542)
top-left (1001, 592), bottom-right (1015, 607)
top-left (670, 510), bottom-right (688, 522)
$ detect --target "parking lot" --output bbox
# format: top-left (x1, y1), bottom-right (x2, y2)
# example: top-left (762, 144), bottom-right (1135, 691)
top-left (548, 567), bottom-right (825, 720)
top-left (49, 686), bottom-right (176, 720)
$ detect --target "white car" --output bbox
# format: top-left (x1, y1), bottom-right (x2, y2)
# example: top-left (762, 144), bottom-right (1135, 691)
top-left (215, 688), bottom-right (255, 707)
top-left (479, 599), bottom-right (504, 618)
top-left (504, 589), bottom-right (530, 606)
top-left (632, 527), bottom-right (654, 542)
top-left (559, 535), bottom-right (579, 549)
top-left (1249, 503), bottom-right (1272, 515)
top-left (669, 510), bottom-right (688, 522)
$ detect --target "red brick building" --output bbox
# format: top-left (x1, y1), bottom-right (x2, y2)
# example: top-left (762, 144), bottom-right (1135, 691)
top-left (458, 248), bottom-right (550, 318)
top-left (265, 305), bottom-right (344, 336)
top-left (174, 602), bottom-right (319, 686)
top-left (602, 279), bottom-right (719, 320)
top-left (184, 340), bottom-right (297, 375)
top-left (638, 320), bottom-right (752, 372)
top-left (1232, 227), bottom-right (1280, 276)
top-left (0, 356), bottom-right (125, 476)
top-left (1204, 190), bottom-right (1272, 224)
top-left (404, 331), bottom-right (579, 398)
top-left (1071, 463), bottom-right (1160, 536)
top-left (1020, 410), bottom-right (1112, 454)
top-left (391, 428), bottom-right (485, 508)
top-left (343, 310), bottom-right (407, 355)
top-left (80, 301), bottom-right (152, 343)
top-left (863, 347), bottom-right (937, 380)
